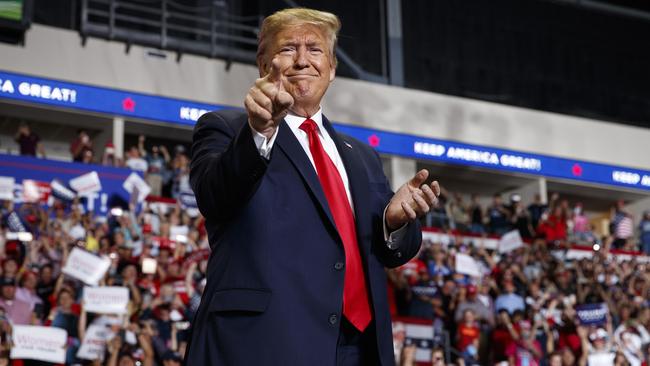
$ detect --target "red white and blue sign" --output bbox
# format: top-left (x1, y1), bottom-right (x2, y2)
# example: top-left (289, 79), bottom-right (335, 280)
top-left (0, 153), bottom-right (137, 214)
top-left (576, 303), bottom-right (608, 326)
top-left (2, 69), bottom-right (650, 192)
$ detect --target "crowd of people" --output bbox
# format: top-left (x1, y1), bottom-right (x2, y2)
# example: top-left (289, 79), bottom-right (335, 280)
top-left (0, 195), bottom-right (208, 365)
top-left (392, 193), bottom-right (650, 366)
top-left (425, 188), bottom-right (650, 254)
top-left (14, 123), bottom-right (191, 200)
top-left (10, 123), bottom-right (650, 366)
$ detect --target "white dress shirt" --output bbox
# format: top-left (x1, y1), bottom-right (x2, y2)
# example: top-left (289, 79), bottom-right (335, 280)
top-left (251, 108), bottom-right (406, 248)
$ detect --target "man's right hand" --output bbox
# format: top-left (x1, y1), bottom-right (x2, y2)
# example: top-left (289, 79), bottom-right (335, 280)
top-left (245, 57), bottom-right (294, 139)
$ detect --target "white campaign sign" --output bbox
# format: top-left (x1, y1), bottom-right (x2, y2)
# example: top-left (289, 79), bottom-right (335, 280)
top-left (455, 253), bottom-right (482, 277)
top-left (10, 325), bottom-right (67, 363)
top-left (587, 353), bottom-right (615, 366)
top-left (170, 225), bottom-right (189, 243)
top-left (77, 324), bottom-right (112, 361)
top-left (0, 176), bottom-right (14, 200)
top-left (407, 323), bottom-right (434, 363)
top-left (62, 247), bottom-right (111, 285)
top-left (22, 179), bottom-right (42, 202)
top-left (70, 171), bottom-right (102, 195)
top-left (498, 230), bottom-right (524, 253)
top-left (83, 286), bottom-right (130, 314)
top-left (421, 231), bottom-right (499, 250)
top-left (123, 172), bottom-right (151, 202)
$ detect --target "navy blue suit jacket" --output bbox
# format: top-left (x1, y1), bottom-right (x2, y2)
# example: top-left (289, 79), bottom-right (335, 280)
top-left (184, 109), bottom-right (422, 365)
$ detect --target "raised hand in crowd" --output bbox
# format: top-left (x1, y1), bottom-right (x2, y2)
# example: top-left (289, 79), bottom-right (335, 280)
top-left (106, 331), bottom-right (123, 366)
top-left (399, 344), bottom-right (417, 366)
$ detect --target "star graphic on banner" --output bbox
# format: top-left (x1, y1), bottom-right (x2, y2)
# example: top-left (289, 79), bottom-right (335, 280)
top-left (122, 97), bottom-right (136, 112)
top-left (367, 134), bottom-right (380, 147)
top-left (572, 163), bottom-right (583, 177)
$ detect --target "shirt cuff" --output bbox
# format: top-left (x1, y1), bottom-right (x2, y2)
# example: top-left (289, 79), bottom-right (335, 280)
top-left (251, 125), bottom-right (279, 159)
top-left (383, 205), bottom-right (408, 250)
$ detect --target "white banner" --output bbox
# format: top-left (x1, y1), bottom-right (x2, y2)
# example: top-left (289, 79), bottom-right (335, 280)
top-left (455, 253), bottom-right (482, 277)
top-left (498, 230), bottom-right (524, 253)
top-left (588, 353), bottom-right (615, 366)
top-left (22, 179), bottom-right (43, 202)
top-left (142, 257), bottom-right (157, 274)
top-left (421, 231), bottom-right (499, 250)
top-left (77, 324), bottom-right (112, 361)
top-left (62, 247), bottom-right (111, 285)
top-left (123, 172), bottom-right (151, 202)
top-left (10, 325), bottom-right (67, 363)
top-left (0, 176), bottom-right (14, 201)
top-left (393, 320), bottom-right (435, 364)
top-left (70, 171), bottom-right (102, 195)
top-left (170, 225), bottom-right (189, 243)
top-left (83, 286), bottom-right (130, 314)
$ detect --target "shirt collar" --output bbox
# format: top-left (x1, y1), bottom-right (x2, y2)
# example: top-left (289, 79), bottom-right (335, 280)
top-left (284, 107), bottom-right (324, 134)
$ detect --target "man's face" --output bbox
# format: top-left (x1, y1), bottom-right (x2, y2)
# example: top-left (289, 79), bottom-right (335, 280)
top-left (261, 24), bottom-right (335, 113)
top-left (504, 282), bottom-right (515, 293)
top-left (549, 355), bottom-right (562, 366)
top-left (129, 147), bottom-right (139, 158)
top-left (431, 351), bottom-right (444, 366)
top-left (118, 356), bottom-right (136, 366)
top-left (1, 286), bottom-right (15, 300)
top-left (23, 274), bottom-right (37, 289)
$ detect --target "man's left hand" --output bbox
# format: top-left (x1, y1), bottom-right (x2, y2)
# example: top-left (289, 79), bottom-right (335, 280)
top-left (385, 169), bottom-right (440, 230)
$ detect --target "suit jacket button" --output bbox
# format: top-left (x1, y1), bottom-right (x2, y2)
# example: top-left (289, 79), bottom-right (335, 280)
top-left (329, 314), bottom-right (338, 325)
top-left (334, 262), bottom-right (344, 270)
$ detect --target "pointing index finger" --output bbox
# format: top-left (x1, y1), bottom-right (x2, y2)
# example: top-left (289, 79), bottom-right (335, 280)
top-left (265, 57), bottom-right (283, 84)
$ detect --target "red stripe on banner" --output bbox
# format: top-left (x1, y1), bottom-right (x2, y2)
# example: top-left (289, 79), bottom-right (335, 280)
top-left (146, 195), bottom-right (178, 204)
top-left (392, 316), bottom-right (435, 326)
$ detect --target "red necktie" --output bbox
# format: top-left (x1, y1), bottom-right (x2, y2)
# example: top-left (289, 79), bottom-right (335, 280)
top-left (299, 119), bottom-right (372, 332)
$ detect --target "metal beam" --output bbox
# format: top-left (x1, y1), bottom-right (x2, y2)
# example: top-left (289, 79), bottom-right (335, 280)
top-left (386, 0), bottom-right (404, 86)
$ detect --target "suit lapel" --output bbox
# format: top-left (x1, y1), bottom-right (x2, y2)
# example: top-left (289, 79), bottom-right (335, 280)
top-left (322, 116), bottom-right (372, 257)
top-left (274, 121), bottom-right (337, 232)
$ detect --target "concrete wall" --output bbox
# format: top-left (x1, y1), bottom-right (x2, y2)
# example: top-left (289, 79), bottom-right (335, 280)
top-left (1, 25), bottom-right (650, 171)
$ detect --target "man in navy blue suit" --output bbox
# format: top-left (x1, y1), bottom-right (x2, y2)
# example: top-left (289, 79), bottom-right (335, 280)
top-left (184, 8), bottom-right (441, 366)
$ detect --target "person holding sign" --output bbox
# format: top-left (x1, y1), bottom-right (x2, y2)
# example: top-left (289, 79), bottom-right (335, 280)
top-left (185, 8), bottom-right (441, 366)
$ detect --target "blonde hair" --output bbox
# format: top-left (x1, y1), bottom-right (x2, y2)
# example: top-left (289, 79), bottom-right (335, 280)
top-left (257, 8), bottom-right (341, 69)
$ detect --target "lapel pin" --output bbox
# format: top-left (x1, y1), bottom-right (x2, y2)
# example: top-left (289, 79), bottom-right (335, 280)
top-left (344, 141), bottom-right (353, 149)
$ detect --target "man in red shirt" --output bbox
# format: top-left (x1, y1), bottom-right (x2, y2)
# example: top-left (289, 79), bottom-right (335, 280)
top-left (506, 320), bottom-right (542, 366)
top-left (457, 309), bottom-right (480, 360)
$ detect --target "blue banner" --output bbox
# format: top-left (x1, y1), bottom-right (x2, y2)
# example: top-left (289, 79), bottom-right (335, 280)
top-left (334, 124), bottom-right (650, 192)
top-left (0, 70), bottom-right (229, 126)
top-left (0, 153), bottom-right (137, 214)
top-left (2, 69), bottom-right (650, 191)
top-left (576, 303), bottom-right (608, 326)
